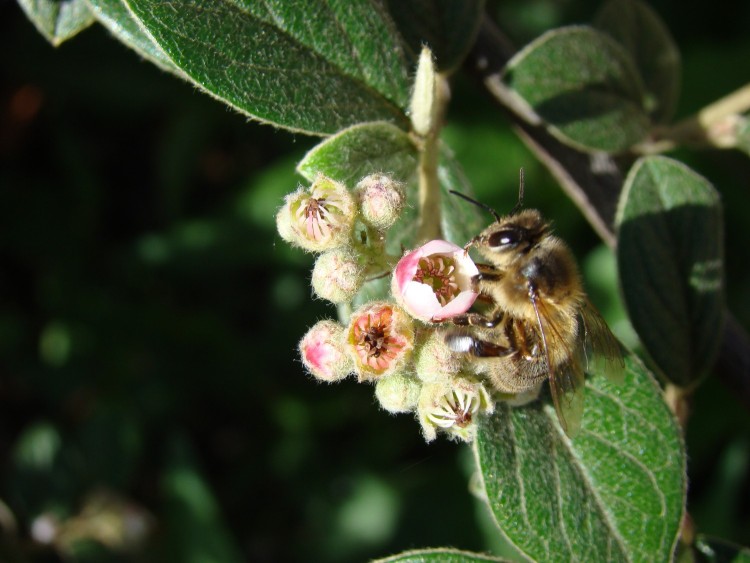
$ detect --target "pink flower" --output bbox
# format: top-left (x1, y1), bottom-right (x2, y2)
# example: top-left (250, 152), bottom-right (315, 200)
top-left (392, 240), bottom-right (479, 322)
top-left (346, 302), bottom-right (414, 381)
top-left (299, 320), bottom-right (352, 382)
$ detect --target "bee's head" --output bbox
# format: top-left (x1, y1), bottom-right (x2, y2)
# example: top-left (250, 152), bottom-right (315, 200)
top-left (471, 209), bottom-right (549, 265)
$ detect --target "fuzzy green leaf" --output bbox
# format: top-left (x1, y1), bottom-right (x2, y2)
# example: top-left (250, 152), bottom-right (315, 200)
top-left (594, 0), bottom-right (681, 123)
top-left (374, 548), bottom-right (510, 562)
top-left (122, 0), bottom-right (411, 135)
top-left (85, 0), bottom-right (183, 74)
top-left (503, 26), bottom-right (650, 152)
top-left (297, 121), bottom-right (418, 186)
top-left (18, 0), bottom-right (96, 46)
top-left (385, 0), bottom-right (485, 72)
top-left (616, 156), bottom-right (724, 386)
top-left (736, 112), bottom-right (750, 157)
top-left (475, 355), bottom-right (685, 562)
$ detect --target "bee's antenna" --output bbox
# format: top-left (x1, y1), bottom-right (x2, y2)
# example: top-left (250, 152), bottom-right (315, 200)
top-left (510, 168), bottom-right (525, 215)
top-left (448, 190), bottom-right (501, 222)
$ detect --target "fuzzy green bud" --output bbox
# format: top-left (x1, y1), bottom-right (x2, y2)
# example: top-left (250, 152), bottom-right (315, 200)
top-left (410, 46), bottom-right (436, 137)
top-left (375, 373), bottom-right (421, 414)
top-left (355, 174), bottom-right (405, 230)
top-left (311, 248), bottom-right (365, 304)
top-left (414, 330), bottom-right (463, 383)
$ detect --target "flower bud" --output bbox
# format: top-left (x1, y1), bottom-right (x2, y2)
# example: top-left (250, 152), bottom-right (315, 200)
top-left (311, 248), bottom-right (364, 304)
top-left (410, 46), bottom-right (436, 137)
top-left (355, 174), bottom-right (405, 230)
top-left (276, 174), bottom-right (356, 253)
top-left (414, 330), bottom-right (463, 383)
top-left (299, 320), bottom-right (352, 382)
top-left (392, 240), bottom-right (479, 322)
top-left (417, 376), bottom-right (494, 442)
top-left (375, 373), bottom-right (421, 414)
top-left (346, 302), bottom-right (414, 382)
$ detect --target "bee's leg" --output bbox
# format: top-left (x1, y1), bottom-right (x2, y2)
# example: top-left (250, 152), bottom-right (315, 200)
top-left (450, 310), bottom-right (503, 329)
top-left (469, 264), bottom-right (503, 291)
top-left (445, 334), bottom-right (513, 357)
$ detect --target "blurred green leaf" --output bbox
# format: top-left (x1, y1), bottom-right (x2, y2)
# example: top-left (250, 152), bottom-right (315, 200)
top-left (594, 0), bottom-right (681, 123)
top-left (297, 121), bottom-right (418, 185)
top-left (475, 355), bottom-right (685, 562)
top-left (616, 156), bottom-right (724, 386)
top-left (122, 0), bottom-right (411, 135)
top-left (694, 535), bottom-right (750, 563)
top-left (503, 26), bottom-right (650, 152)
top-left (162, 436), bottom-right (243, 563)
top-left (385, 0), bottom-right (485, 72)
top-left (17, 0), bottom-right (95, 46)
top-left (375, 547), bottom-right (510, 562)
top-left (85, 0), bottom-right (183, 75)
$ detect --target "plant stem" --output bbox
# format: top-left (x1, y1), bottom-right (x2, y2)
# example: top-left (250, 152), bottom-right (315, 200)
top-left (642, 82), bottom-right (750, 152)
top-left (415, 76), bottom-right (450, 244)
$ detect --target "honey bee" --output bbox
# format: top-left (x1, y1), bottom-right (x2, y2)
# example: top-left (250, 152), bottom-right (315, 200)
top-left (445, 171), bottom-right (624, 437)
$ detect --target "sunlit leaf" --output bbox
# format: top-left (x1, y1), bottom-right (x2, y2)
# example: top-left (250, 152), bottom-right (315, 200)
top-left (475, 355), bottom-right (685, 562)
top-left (86, 0), bottom-right (183, 75)
top-left (616, 156), bottom-right (724, 386)
top-left (594, 0), bottom-right (681, 123)
top-left (503, 26), bottom-right (650, 152)
top-left (297, 121), bottom-right (418, 185)
top-left (374, 547), bottom-right (510, 562)
top-left (18, 0), bottom-right (95, 46)
top-left (123, 0), bottom-right (411, 135)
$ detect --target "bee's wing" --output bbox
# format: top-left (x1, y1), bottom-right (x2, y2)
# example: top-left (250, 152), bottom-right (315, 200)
top-left (529, 290), bottom-right (585, 438)
top-left (579, 298), bottom-right (626, 384)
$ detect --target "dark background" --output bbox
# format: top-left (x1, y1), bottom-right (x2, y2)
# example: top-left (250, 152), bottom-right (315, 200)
top-left (1, 0), bottom-right (749, 561)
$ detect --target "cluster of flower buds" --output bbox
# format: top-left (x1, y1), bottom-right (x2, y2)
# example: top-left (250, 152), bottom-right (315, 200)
top-left (279, 173), bottom-right (496, 442)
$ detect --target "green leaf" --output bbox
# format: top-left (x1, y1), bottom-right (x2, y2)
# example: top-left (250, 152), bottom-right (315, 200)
top-left (123, 0), bottom-right (411, 135)
top-left (297, 121), bottom-right (418, 185)
top-left (693, 535), bottom-right (750, 563)
top-left (503, 26), bottom-right (650, 153)
top-left (385, 0), bottom-right (485, 72)
top-left (374, 547), bottom-right (510, 562)
top-left (85, 0), bottom-right (184, 75)
top-left (18, 0), bottom-right (96, 46)
top-left (475, 355), bottom-right (685, 562)
top-left (594, 0), bottom-right (681, 123)
top-left (616, 156), bottom-right (724, 386)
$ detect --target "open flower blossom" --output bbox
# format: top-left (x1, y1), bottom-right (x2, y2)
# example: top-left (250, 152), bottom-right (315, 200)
top-left (276, 174), bottom-right (355, 253)
top-left (346, 302), bottom-right (414, 381)
top-left (299, 320), bottom-right (352, 382)
top-left (392, 240), bottom-right (479, 322)
top-left (418, 377), bottom-right (494, 442)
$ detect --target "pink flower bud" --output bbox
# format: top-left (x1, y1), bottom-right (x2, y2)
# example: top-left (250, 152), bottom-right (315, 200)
top-left (276, 175), bottom-right (356, 252)
top-left (299, 320), bottom-right (352, 382)
top-left (392, 240), bottom-right (479, 322)
top-left (417, 377), bottom-right (494, 442)
top-left (311, 249), bottom-right (364, 304)
top-left (346, 302), bottom-right (414, 381)
top-left (355, 174), bottom-right (405, 230)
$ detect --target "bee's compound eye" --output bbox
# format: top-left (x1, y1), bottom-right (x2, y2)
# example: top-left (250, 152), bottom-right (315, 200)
top-left (488, 228), bottom-right (520, 248)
